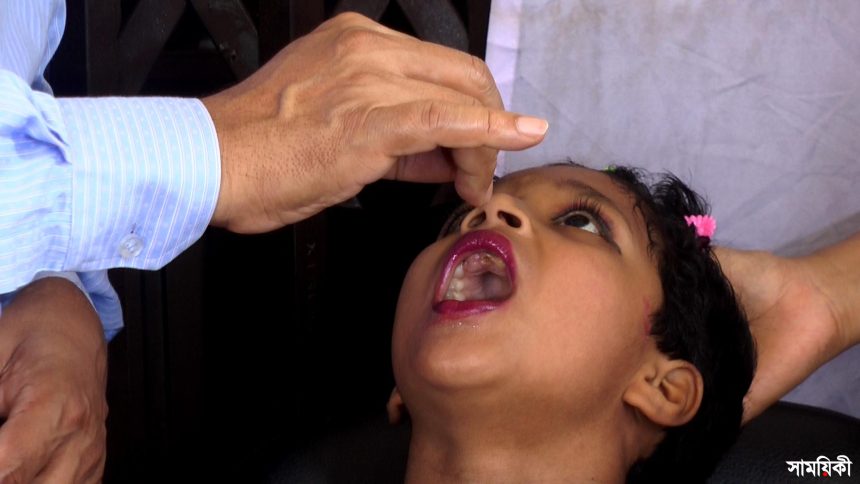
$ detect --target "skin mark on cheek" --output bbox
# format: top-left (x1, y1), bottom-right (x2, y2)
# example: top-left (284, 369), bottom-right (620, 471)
top-left (642, 298), bottom-right (653, 339)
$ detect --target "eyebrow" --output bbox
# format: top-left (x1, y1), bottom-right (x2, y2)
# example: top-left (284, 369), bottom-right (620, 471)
top-left (551, 178), bottom-right (635, 251)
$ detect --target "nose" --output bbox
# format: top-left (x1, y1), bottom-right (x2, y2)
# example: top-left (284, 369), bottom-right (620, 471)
top-left (460, 193), bottom-right (532, 234)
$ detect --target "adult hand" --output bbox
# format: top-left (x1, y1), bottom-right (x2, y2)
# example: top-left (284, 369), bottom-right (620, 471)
top-left (715, 247), bottom-right (852, 424)
top-left (203, 12), bottom-right (547, 233)
top-left (0, 278), bottom-right (108, 483)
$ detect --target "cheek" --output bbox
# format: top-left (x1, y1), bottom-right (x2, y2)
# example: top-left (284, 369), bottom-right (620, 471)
top-left (521, 259), bottom-right (646, 384)
top-left (535, 260), bottom-right (635, 333)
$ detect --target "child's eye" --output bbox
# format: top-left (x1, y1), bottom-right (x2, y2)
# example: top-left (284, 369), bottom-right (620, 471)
top-left (560, 211), bottom-right (600, 235)
top-left (552, 198), bottom-right (615, 247)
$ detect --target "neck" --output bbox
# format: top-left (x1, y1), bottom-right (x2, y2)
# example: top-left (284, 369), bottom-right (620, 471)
top-left (404, 405), bottom-right (634, 483)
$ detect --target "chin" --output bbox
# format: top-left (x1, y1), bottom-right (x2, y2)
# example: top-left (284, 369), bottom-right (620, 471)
top-left (393, 303), bottom-right (510, 389)
top-left (426, 347), bottom-right (500, 388)
top-left (402, 336), bottom-right (530, 408)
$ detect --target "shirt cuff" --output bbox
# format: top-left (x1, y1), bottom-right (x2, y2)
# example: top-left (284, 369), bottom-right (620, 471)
top-left (57, 97), bottom-right (221, 271)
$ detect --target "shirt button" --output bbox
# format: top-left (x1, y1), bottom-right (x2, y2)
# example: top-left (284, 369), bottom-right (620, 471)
top-left (118, 234), bottom-right (144, 259)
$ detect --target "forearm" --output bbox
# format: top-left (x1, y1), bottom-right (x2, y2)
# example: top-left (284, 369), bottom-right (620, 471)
top-left (802, 232), bottom-right (860, 349)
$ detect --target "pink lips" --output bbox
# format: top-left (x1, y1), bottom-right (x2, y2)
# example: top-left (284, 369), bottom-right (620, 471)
top-left (433, 230), bottom-right (517, 319)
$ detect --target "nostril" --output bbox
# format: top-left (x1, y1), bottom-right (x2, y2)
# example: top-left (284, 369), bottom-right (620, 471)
top-left (498, 211), bottom-right (522, 228)
top-left (466, 212), bottom-right (487, 229)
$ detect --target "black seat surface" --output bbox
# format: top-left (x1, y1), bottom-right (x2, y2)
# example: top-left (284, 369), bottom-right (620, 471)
top-left (708, 401), bottom-right (859, 483)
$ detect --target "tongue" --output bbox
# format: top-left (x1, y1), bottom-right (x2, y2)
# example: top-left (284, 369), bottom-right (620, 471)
top-left (476, 272), bottom-right (511, 300)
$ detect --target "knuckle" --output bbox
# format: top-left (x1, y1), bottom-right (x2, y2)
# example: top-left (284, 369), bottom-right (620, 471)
top-left (483, 110), bottom-right (497, 135)
top-left (335, 27), bottom-right (381, 54)
top-left (330, 11), bottom-right (369, 26)
top-left (357, 105), bottom-right (382, 134)
top-left (420, 101), bottom-right (446, 131)
top-left (62, 397), bottom-right (91, 430)
top-left (346, 70), bottom-right (378, 87)
top-left (468, 55), bottom-right (495, 93)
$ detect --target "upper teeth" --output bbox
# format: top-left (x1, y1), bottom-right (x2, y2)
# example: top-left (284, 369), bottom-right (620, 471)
top-left (443, 251), bottom-right (507, 301)
top-left (446, 264), bottom-right (468, 301)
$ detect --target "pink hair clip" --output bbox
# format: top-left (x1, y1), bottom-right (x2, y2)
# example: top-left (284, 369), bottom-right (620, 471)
top-left (684, 215), bottom-right (716, 239)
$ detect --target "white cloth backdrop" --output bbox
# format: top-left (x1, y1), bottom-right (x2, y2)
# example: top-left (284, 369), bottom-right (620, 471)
top-left (485, 0), bottom-right (860, 418)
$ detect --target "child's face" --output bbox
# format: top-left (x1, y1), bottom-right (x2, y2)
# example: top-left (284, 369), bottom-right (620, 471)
top-left (392, 165), bottom-right (664, 422)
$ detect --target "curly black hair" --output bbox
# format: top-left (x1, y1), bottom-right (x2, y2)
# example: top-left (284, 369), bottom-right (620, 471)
top-left (598, 166), bottom-right (757, 483)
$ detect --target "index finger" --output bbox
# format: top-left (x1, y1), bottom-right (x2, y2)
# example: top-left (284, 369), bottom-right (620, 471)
top-left (451, 146), bottom-right (497, 207)
top-left (373, 100), bottom-right (548, 155)
top-left (389, 146), bottom-right (497, 207)
top-left (374, 102), bottom-right (547, 205)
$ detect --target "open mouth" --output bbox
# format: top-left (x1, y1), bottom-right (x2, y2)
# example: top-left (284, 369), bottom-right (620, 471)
top-left (433, 230), bottom-right (517, 317)
top-left (443, 251), bottom-right (512, 301)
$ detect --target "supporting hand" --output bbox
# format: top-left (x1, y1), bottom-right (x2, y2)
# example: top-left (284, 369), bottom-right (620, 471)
top-left (0, 278), bottom-right (108, 483)
top-left (716, 247), bottom-right (856, 423)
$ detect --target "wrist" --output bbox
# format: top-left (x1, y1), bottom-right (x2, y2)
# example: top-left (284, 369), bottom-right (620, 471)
top-left (801, 250), bottom-right (860, 350)
top-left (7, 278), bottom-right (105, 349)
top-left (201, 94), bottom-right (241, 232)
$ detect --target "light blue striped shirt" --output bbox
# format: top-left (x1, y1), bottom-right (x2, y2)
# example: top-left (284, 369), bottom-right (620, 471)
top-left (0, 0), bottom-right (222, 339)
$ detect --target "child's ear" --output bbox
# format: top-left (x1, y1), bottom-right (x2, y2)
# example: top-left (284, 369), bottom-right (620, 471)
top-left (622, 357), bottom-right (703, 428)
top-left (386, 387), bottom-right (408, 424)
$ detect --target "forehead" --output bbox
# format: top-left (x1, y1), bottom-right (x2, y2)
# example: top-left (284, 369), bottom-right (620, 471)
top-left (498, 164), bottom-right (625, 187)
top-left (497, 165), bottom-right (652, 247)
top-left (497, 165), bottom-right (632, 207)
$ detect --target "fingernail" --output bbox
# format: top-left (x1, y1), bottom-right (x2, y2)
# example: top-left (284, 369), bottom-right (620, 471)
top-left (516, 116), bottom-right (548, 137)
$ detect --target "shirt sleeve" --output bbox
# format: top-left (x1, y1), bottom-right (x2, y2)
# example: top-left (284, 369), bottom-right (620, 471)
top-left (0, 79), bottom-right (221, 335)
top-left (58, 96), bottom-right (221, 273)
top-left (0, 76), bottom-right (221, 289)
top-left (0, 0), bottom-right (221, 339)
